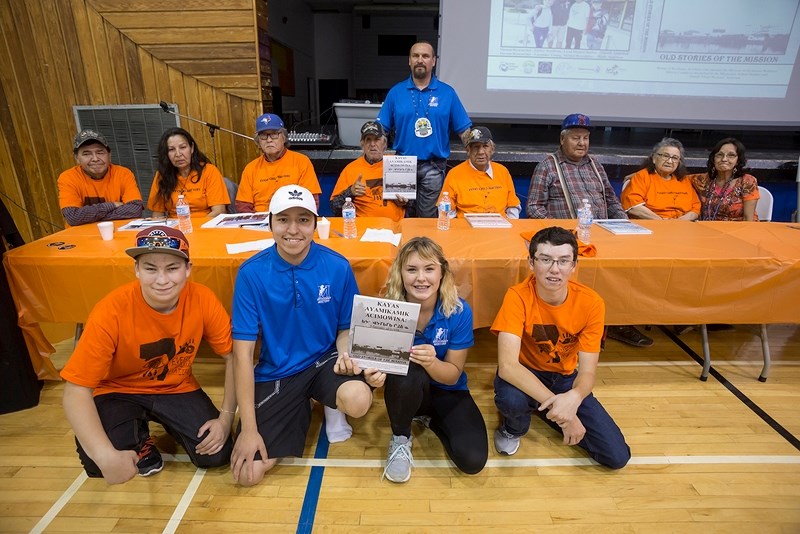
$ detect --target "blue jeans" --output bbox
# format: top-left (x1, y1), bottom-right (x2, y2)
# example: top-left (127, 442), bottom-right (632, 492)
top-left (494, 370), bottom-right (630, 469)
top-left (410, 159), bottom-right (447, 218)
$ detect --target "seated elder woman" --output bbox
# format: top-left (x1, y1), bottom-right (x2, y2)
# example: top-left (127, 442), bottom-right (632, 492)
top-left (621, 138), bottom-right (700, 220)
top-left (689, 137), bottom-right (760, 221)
top-left (147, 127), bottom-right (230, 218)
top-left (379, 236), bottom-right (487, 483)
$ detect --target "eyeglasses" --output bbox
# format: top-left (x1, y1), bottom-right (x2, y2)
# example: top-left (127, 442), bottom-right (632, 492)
top-left (136, 235), bottom-right (184, 250)
top-left (714, 152), bottom-right (738, 160)
top-left (533, 256), bottom-right (575, 268)
top-left (257, 132), bottom-right (281, 141)
top-left (656, 153), bottom-right (681, 162)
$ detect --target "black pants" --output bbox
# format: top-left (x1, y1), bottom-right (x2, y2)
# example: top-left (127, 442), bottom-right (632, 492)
top-left (384, 362), bottom-right (488, 474)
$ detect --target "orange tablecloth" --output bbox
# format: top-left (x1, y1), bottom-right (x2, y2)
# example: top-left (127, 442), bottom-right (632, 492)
top-left (5, 216), bottom-right (799, 379)
top-left (400, 219), bottom-right (800, 328)
top-left (3, 217), bottom-right (398, 379)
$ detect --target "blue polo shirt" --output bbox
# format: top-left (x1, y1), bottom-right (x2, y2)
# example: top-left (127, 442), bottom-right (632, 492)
top-left (377, 75), bottom-right (471, 161)
top-left (232, 242), bottom-right (359, 381)
top-left (413, 297), bottom-right (475, 391)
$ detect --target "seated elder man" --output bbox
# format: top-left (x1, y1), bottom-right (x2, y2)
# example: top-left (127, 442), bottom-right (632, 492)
top-left (439, 126), bottom-right (521, 218)
top-left (61, 226), bottom-right (236, 484)
top-left (330, 121), bottom-right (407, 221)
top-left (526, 113), bottom-right (652, 348)
top-left (230, 185), bottom-right (383, 487)
top-left (236, 113), bottom-right (321, 213)
top-left (492, 226), bottom-right (630, 469)
top-left (58, 129), bottom-right (143, 226)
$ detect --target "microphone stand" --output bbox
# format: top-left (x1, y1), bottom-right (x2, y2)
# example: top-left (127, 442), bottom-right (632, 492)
top-left (159, 101), bottom-right (252, 163)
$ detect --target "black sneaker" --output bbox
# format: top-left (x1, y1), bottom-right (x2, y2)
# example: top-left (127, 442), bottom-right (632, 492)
top-left (607, 325), bottom-right (654, 347)
top-left (137, 435), bottom-right (164, 477)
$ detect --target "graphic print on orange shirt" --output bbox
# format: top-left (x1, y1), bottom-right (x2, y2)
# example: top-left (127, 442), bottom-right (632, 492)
top-left (140, 336), bottom-right (196, 381)
top-left (530, 324), bottom-right (579, 366)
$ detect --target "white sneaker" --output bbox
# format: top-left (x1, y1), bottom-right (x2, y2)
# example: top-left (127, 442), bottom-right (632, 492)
top-left (494, 427), bottom-right (520, 455)
top-left (382, 435), bottom-right (413, 483)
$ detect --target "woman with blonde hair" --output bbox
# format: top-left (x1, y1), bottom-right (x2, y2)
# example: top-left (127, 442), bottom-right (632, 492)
top-left (379, 237), bottom-right (487, 483)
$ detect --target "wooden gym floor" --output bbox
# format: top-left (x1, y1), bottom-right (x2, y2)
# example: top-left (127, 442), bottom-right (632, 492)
top-left (1, 324), bottom-right (799, 533)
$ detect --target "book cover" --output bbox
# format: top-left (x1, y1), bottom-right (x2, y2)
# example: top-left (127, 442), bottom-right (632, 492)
top-left (118, 218), bottom-right (179, 231)
top-left (201, 212), bottom-right (270, 230)
top-left (349, 295), bottom-right (421, 375)
top-left (594, 219), bottom-right (653, 235)
top-left (464, 213), bottom-right (512, 228)
top-left (382, 155), bottom-right (418, 200)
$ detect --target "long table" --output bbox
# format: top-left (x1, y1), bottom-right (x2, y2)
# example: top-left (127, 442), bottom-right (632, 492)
top-left (5, 217), bottom-right (800, 380)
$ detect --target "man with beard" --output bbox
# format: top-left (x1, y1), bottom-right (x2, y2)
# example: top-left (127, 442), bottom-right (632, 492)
top-left (377, 41), bottom-right (472, 218)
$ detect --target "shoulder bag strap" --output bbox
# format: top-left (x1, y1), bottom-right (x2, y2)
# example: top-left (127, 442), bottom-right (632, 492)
top-left (551, 153), bottom-right (576, 218)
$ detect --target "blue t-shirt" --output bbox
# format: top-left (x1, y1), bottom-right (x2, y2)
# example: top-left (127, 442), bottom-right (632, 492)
top-left (232, 242), bottom-right (359, 381)
top-left (413, 297), bottom-right (474, 391)
top-left (377, 75), bottom-right (471, 161)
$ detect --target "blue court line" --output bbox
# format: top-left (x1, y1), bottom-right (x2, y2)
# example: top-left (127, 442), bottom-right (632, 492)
top-left (296, 422), bottom-right (330, 534)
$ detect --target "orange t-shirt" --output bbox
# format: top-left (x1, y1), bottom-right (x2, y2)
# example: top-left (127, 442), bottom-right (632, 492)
top-left (491, 275), bottom-right (605, 375)
top-left (621, 169), bottom-right (701, 219)
top-left (60, 281), bottom-right (232, 396)
top-left (147, 163), bottom-right (230, 217)
top-left (330, 156), bottom-right (405, 221)
top-left (439, 160), bottom-right (520, 217)
top-left (237, 150), bottom-right (321, 212)
top-left (58, 164), bottom-right (142, 209)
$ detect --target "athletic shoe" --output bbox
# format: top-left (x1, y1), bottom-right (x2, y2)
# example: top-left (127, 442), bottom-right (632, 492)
top-left (137, 435), bottom-right (164, 477)
top-left (607, 325), bottom-right (654, 347)
top-left (412, 415), bottom-right (431, 429)
top-left (494, 427), bottom-right (520, 456)
top-left (382, 435), bottom-right (413, 483)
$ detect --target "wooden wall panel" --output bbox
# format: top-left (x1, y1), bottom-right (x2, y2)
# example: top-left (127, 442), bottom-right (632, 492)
top-left (0, 0), bottom-right (263, 241)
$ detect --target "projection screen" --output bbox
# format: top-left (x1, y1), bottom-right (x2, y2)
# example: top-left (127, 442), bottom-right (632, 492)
top-left (438, 0), bottom-right (800, 128)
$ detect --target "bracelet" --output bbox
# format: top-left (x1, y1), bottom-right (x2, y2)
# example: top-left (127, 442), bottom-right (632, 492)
top-left (220, 409), bottom-right (236, 415)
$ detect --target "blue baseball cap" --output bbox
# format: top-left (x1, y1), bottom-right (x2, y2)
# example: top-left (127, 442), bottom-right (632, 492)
top-left (255, 113), bottom-right (285, 133)
top-left (561, 113), bottom-right (592, 130)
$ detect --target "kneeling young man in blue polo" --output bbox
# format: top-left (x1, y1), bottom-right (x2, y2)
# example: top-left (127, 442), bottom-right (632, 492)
top-left (230, 185), bottom-right (384, 486)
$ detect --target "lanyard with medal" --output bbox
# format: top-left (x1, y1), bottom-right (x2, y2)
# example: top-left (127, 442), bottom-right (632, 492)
top-left (412, 89), bottom-right (433, 138)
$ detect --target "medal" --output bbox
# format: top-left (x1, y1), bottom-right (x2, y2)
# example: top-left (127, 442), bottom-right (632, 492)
top-left (414, 117), bottom-right (432, 138)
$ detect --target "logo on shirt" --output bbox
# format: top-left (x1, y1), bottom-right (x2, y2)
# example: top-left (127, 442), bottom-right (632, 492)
top-left (429, 96), bottom-right (439, 107)
top-left (317, 284), bottom-right (331, 304)
top-left (139, 337), bottom-right (196, 381)
top-left (433, 327), bottom-right (448, 346)
top-left (530, 324), bottom-right (577, 365)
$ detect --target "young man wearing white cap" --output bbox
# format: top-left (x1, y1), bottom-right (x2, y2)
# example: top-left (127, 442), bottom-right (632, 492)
top-left (61, 226), bottom-right (236, 484)
top-left (235, 113), bottom-right (321, 213)
top-left (58, 129), bottom-right (144, 226)
top-left (230, 185), bottom-right (383, 487)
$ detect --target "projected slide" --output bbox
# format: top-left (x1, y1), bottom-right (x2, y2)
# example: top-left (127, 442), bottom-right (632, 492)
top-left (488, 0), bottom-right (800, 98)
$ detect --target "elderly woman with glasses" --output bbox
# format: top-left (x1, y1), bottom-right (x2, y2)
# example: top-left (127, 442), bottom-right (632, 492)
top-left (621, 138), bottom-right (700, 220)
top-left (688, 138), bottom-right (760, 221)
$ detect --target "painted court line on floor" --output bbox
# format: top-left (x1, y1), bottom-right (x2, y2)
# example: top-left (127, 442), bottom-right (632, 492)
top-left (162, 468), bottom-right (206, 534)
top-left (29, 471), bottom-right (88, 534)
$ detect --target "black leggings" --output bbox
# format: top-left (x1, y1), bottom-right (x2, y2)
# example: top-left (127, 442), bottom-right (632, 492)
top-left (384, 362), bottom-right (488, 474)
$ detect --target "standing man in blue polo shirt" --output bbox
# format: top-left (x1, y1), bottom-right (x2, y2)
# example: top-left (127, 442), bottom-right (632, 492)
top-left (377, 41), bottom-right (472, 218)
top-left (229, 185), bottom-right (383, 487)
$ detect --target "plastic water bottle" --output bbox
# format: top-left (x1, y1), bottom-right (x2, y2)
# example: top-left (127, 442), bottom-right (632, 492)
top-left (437, 192), bottom-right (451, 231)
top-left (577, 198), bottom-right (592, 244)
top-left (342, 197), bottom-right (357, 239)
top-left (176, 194), bottom-right (193, 234)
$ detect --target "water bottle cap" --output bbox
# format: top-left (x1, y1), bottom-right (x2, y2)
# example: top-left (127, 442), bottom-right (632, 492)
top-left (345, 197), bottom-right (352, 202)
top-left (178, 194), bottom-right (185, 199)
top-left (443, 192), bottom-right (449, 197)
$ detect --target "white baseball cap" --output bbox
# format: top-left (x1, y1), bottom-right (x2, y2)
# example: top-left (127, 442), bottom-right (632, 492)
top-left (268, 185), bottom-right (318, 216)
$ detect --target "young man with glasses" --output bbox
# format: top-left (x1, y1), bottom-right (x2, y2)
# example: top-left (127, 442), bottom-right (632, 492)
top-left (61, 226), bottom-right (236, 484)
top-left (236, 113), bottom-right (321, 213)
top-left (491, 226), bottom-right (630, 469)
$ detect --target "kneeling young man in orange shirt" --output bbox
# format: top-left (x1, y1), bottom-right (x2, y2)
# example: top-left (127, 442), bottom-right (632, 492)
top-left (492, 226), bottom-right (630, 468)
top-left (61, 226), bottom-right (236, 484)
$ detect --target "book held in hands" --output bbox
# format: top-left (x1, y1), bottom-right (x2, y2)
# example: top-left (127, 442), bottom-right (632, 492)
top-left (382, 155), bottom-right (418, 200)
top-left (348, 295), bottom-right (421, 375)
